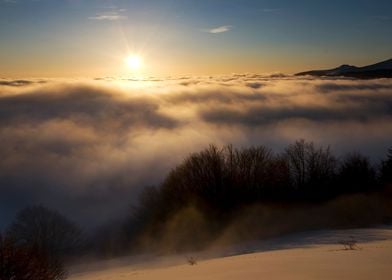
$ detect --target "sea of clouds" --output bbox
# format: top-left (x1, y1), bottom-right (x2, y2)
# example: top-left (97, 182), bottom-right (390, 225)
top-left (1, 75), bottom-right (391, 228)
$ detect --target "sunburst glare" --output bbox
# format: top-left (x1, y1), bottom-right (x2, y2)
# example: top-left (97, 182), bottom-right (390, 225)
top-left (126, 55), bottom-right (143, 71)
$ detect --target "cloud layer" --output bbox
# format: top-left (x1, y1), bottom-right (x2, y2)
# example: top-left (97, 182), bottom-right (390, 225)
top-left (0, 76), bottom-right (391, 228)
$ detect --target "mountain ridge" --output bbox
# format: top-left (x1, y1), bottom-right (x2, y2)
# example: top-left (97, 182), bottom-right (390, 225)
top-left (296, 58), bottom-right (392, 78)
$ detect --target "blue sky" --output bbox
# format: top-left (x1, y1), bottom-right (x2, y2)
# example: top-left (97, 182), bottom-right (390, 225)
top-left (1, 0), bottom-right (391, 77)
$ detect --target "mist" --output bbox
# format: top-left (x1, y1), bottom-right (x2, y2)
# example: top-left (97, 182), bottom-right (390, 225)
top-left (1, 76), bottom-right (391, 228)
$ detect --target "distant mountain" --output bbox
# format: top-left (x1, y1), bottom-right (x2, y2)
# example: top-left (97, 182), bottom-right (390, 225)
top-left (296, 58), bottom-right (392, 78)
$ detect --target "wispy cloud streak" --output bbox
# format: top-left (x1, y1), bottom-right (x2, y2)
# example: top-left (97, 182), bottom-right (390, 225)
top-left (207, 25), bottom-right (232, 34)
top-left (88, 8), bottom-right (127, 21)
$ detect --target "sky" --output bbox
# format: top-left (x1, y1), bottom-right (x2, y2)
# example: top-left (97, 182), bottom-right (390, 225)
top-left (0, 0), bottom-right (391, 229)
top-left (0, 0), bottom-right (391, 77)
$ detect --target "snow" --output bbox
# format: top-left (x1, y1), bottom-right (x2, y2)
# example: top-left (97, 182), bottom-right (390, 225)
top-left (69, 227), bottom-right (392, 280)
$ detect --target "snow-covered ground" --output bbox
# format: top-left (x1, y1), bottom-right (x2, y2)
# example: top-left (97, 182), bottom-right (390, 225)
top-left (70, 227), bottom-right (392, 280)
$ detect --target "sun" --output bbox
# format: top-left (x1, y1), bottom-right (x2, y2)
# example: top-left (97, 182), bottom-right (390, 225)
top-left (126, 55), bottom-right (143, 71)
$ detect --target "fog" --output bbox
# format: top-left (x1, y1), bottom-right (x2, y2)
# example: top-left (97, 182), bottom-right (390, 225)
top-left (0, 76), bottom-right (391, 228)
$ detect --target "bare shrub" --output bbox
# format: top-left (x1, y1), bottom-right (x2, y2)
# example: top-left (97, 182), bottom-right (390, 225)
top-left (186, 256), bottom-right (197, 265)
top-left (339, 236), bottom-right (359, 250)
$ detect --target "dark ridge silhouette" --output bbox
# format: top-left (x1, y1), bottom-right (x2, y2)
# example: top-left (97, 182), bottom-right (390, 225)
top-left (296, 58), bottom-right (392, 78)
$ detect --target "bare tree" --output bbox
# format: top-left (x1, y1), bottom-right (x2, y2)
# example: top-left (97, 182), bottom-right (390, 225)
top-left (0, 233), bottom-right (66, 280)
top-left (284, 140), bottom-right (336, 193)
top-left (7, 205), bottom-right (82, 259)
top-left (225, 145), bottom-right (273, 195)
top-left (380, 147), bottom-right (392, 184)
top-left (285, 139), bottom-right (307, 189)
top-left (338, 153), bottom-right (376, 193)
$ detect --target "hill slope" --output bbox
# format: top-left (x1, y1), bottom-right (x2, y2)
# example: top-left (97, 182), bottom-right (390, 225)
top-left (70, 227), bottom-right (392, 280)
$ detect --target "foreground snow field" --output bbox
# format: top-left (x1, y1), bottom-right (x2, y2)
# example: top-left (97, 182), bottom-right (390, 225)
top-left (70, 227), bottom-right (392, 280)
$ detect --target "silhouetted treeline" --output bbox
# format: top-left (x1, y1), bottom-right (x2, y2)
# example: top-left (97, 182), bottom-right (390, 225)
top-left (2, 141), bottom-right (392, 263)
top-left (124, 140), bottom-right (392, 253)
